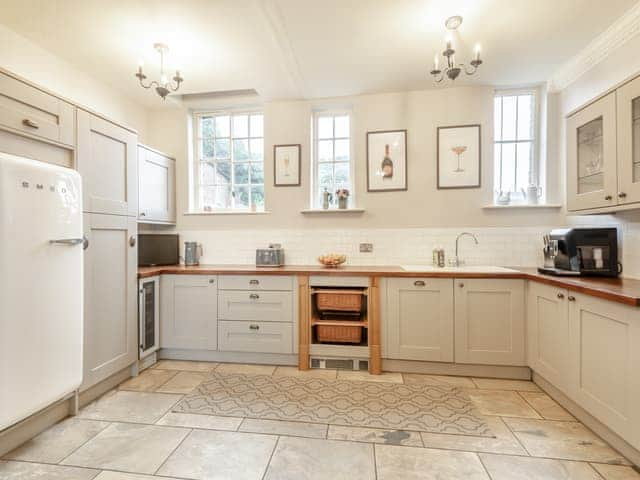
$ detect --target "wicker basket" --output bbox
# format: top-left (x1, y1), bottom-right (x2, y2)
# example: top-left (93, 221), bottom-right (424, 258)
top-left (316, 324), bottom-right (363, 344)
top-left (315, 290), bottom-right (363, 312)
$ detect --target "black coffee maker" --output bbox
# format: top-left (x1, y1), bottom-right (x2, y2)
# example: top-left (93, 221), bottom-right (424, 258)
top-left (538, 228), bottom-right (621, 277)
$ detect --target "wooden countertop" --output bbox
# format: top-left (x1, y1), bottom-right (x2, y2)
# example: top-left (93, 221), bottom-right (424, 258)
top-left (138, 264), bottom-right (640, 307)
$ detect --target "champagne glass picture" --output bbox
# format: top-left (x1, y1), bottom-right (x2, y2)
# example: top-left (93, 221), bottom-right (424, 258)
top-left (437, 125), bottom-right (481, 189)
top-left (274, 144), bottom-right (301, 186)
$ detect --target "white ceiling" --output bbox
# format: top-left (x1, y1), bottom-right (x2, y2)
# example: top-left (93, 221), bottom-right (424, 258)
top-left (0, 0), bottom-right (636, 108)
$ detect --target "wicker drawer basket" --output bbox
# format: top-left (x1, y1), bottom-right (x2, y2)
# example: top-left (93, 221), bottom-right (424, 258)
top-left (316, 324), bottom-right (363, 344)
top-left (315, 289), bottom-right (364, 312)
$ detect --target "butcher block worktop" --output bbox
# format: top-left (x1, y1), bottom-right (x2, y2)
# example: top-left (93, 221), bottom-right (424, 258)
top-left (138, 264), bottom-right (640, 307)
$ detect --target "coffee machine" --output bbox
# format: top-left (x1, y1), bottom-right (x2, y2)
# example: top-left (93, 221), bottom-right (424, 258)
top-left (538, 228), bottom-right (621, 277)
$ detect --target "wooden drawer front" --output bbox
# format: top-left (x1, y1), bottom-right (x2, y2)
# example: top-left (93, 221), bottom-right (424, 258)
top-left (219, 291), bottom-right (293, 323)
top-left (0, 73), bottom-right (74, 146)
top-left (218, 321), bottom-right (293, 354)
top-left (218, 275), bottom-right (293, 291)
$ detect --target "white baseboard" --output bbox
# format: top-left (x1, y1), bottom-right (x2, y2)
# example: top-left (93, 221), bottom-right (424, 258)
top-left (383, 359), bottom-right (532, 380)
top-left (159, 349), bottom-right (298, 366)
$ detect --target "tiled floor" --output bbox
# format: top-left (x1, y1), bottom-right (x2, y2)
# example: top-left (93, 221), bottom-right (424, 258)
top-left (2, 362), bottom-right (639, 480)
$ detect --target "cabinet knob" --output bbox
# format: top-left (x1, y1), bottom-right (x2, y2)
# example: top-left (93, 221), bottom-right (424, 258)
top-left (249, 279), bottom-right (260, 285)
top-left (140, 212), bottom-right (146, 217)
top-left (22, 118), bottom-right (39, 129)
top-left (568, 295), bottom-right (576, 302)
top-left (557, 292), bottom-right (565, 299)
top-left (618, 192), bottom-right (627, 198)
top-left (249, 293), bottom-right (260, 300)
top-left (605, 195), bottom-right (613, 201)
top-left (129, 236), bottom-right (136, 247)
top-left (414, 280), bottom-right (426, 287)
top-left (209, 279), bottom-right (215, 284)
top-left (458, 283), bottom-right (464, 288)
top-left (249, 324), bottom-right (260, 330)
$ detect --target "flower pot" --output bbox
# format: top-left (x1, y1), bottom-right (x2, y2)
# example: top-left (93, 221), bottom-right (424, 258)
top-left (338, 197), bottom-right (348, 209)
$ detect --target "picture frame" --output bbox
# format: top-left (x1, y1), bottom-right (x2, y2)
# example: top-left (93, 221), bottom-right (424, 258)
top-left (366, 129), bottom-right (407, 192)
top-left (273, 144), bottom-right (301, 186)
top-left (437, 124), bottom-right (481, 189)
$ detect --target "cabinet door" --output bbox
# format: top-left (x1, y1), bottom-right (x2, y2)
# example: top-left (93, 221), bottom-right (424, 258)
top-left (160, 275), bottom-right (217, 350)
top-left (568, 293), bottom-right (640, 448)
top-left (77, 110), bottom-right (137, 216)
top-left (385, 278), bottom-right (454, 362)
top-left (82, 213), bottom-right (137, 391)
top-left (527, 283), bottom-right (570, 392)
top-left (138, 145), bottom-right (176, 224)
top-left (454, 279), bottom-right (526, 366)
top-left (567, 92), bottom-right (617, 211)
top-left (616, 76), bottom-right (640, 205)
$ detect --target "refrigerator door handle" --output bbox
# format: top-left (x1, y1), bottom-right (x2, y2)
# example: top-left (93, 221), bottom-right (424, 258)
top-left (49, 238), bottom-right (84, 246)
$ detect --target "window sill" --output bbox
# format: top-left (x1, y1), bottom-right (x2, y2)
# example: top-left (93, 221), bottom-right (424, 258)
top-left (300, 208), bottom-right (365, 214)
top-left (184, 210), bottom-right (271, 216)
top-left (482, 203), bottom-right (562, 210)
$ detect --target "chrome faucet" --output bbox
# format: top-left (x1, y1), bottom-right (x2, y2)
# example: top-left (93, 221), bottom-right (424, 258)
top-left (450, 232), bottom-right (479, 267)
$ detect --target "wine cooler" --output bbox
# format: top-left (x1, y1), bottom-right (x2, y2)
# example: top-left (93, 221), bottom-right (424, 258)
top-left (139, 276), bottom-right (160, 359)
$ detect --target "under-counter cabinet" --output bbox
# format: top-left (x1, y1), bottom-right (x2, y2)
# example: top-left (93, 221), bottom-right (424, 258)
top-left (527, 282), bottom-right (571, 393)
top-left (77, 109), bottom-right (138, 217)
top-left (385, 278), bottom-right (454, 362)
top-left (82, 213), bottom-right (138, 390)
top-left (138, 144), bottom-right (176, 224)
top-left (454, 279), bottom-right (526, 366)
top-left (160, 275), bottom-right (218, 350)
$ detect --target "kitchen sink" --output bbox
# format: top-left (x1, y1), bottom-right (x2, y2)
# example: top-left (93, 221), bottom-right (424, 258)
top-left (401, 265), bottom-right (519, 273)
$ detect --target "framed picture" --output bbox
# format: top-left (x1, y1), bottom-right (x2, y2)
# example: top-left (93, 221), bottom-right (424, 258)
top-left (366, 130), bottom-right (407, 192)
top-left (437, 124), bottom-right (481, 189)
top-left (273, 144), bottom-right (301, 186)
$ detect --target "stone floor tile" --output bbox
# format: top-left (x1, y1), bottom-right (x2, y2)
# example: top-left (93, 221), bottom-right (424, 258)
top-left (79, 390), bottom-right (182, 424)
top-left (519, 391), bottom-right (575, 421)
top-left (403, 373), bottom-right (476, 388)
top-left (336, 370), bottom-right (403, 383)
top-left (215, 363), bottom-right (276, 375)
top-left (93, 472), bottom-right (181, 480)
top-left (467, 389), bottom-right (542, 418)
top-left (472, 378), bottom-right (541, 392)
top-left (156, 412), bottom-right (243, 431)
top-left (0, 460), bottom-right (99, 479)
top-left (154, 360), bottom-right (218, 372)
top-left (273, 366), bottom-right (337, 379)
top-left (155, 371), bottom-right (206, 394)
top-left (239, 419), bottom-right (327, 439)
top-left (328, 425), bottom-right (423, 446)
top-left (480, 453), bottom-right (602, 479)
top-left (118, 369), bottom-right (177, 392)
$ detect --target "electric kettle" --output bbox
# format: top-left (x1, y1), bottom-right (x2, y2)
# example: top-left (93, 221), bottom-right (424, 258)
top-left (184, 242), bottom-right (203, 266)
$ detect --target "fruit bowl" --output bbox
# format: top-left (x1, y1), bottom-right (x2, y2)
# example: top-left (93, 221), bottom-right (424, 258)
top-left (317, 253), bottom-right (347, 268)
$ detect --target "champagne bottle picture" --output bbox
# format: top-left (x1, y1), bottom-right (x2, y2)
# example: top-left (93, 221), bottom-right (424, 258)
top-left (381, 144), bottom-right (394, 178)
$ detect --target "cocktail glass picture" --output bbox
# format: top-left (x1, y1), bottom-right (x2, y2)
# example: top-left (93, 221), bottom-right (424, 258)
top-left (451, 145), bottom-right (467, 172)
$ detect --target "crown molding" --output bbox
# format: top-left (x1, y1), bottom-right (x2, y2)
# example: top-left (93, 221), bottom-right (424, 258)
top-left (548, 2), bottom-right (640, 92)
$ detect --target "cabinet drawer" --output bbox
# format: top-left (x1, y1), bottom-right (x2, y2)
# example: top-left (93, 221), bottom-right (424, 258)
top-left (218, 321), bottom-right (293, 354)
top-left (218, 275), bottom-right (293, 291)
top-left (219, 290), bottom-right (293, 322)
top-left (0, 72), bottom-right (74, 146)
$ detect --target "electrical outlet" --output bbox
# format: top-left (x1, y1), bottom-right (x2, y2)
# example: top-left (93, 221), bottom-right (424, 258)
top-left (359, 243), bottom-right (373, 253)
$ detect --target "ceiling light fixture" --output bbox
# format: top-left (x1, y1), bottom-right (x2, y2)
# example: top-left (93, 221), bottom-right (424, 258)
top-left (430, 16), bottom-right (482, 83)
top-left (135, 43), bottom-right (183, 100)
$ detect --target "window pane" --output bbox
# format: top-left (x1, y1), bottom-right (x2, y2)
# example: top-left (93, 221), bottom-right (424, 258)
top-left (516, 142), bottom-right (532, 190)
top-left (233, 115), bottom-right (248, 137)
top-left (494, 97), bottom-right (502, 141)
top-left (234, 163), bottom-right (249, 184)
top-left (214, 115), bottom-right (230, 137)
top-left (233, 139), bottom-right (249, 161)
top-left (250, 163), bottom-right (264, 184)
top-left (250, 138), bottom-right (263, 161)
top-left (215, 139), bottom-right (230, 159)
top-left (233, 186), bottom-right (250, 209)
top-left (251, 185), bottom-right (265, 207)
top-left (201, 117), bottom-right (214, 137)
top-left (201, 138), bottom-right (214, 159)
top-left (200, 162), bottom-right (215, 185)
top-left (494, 143), bottom-right (502, 190)
top-left (334, 139), bottom-right (349, 162)
top-left (215, 161), bottom-right (231, 185)
top-left (318, 140), bottom-right (333, 162)
top-left (318, 116), bottom-right (333, 139)
top-left (501, 96), bottom-right (517, 141)
top-left (500, 143), bottom-right (516, 192)
top-left (318, 163), bottom-right (333, 187)
top-left (200, 185), bottom-right (232, 209)
top-left (250, 114), bottom-right (263, 138)
top-left (517, 95), bottom-right (533, 141)
top-left (334, 163), bottom-right (350, 189)
top-left (334, 115), bottom-right (349, 138)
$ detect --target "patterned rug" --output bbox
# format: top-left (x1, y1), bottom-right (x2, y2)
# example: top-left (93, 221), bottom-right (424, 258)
top-left (173, 372), bottom-right (493, 437)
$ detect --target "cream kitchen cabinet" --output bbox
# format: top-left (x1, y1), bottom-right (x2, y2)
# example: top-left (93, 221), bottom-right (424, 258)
top-left (616, 75), bottom-right (640, 205)
top-left (160, 275), bottom-right (218, 350)
top-left (454, 279), bottom-right (526, 366)
top-left (81, 213), bottom-right (138, 391)
top-left (568, 292), bottom-right (640, 449)
top-left (385, 278), bottom-right (454, 362)
top-left (138, 144), bottom-right (176, 224)
top-left (77, 109), bottom-right (138, 216)
top-left (527, 282), bottom-right (570, 393)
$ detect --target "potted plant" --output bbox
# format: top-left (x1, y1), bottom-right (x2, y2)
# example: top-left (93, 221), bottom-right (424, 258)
top-left (336, 189), bottom-right (350, 209)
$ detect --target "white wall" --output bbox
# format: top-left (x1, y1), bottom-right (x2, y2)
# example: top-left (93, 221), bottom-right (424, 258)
top-left (0, 25), bottom-right (149, 141)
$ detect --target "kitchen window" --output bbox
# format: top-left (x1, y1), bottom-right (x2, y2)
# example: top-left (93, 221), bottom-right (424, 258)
top-left (311, 111), bottom-right (353, 208)
top-left (193, 111), bottom-right (264, 212)
top-left (494, 90), bottom-right (538, 199)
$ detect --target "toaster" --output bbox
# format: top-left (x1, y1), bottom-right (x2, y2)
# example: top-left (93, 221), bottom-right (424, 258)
top-left (256, 244), bottom-right (285, 267)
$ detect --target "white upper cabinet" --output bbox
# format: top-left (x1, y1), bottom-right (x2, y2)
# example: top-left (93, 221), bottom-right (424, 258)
top-left (138, 145), bottom-right (176, 224)
top-left (567, 92), bottom-right (618, 211)
top-left (616, 75), bottom-right (640, 205)
top-left (77, 109), bottom-right (138, 216)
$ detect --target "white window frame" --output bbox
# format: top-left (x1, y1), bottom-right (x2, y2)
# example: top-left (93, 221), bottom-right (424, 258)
top-left (493, 88), bottom-right (540, 200)
top-left (311, 109), bottom-right (355, 209)
top-left (191, 109), bottom-right (264, 212)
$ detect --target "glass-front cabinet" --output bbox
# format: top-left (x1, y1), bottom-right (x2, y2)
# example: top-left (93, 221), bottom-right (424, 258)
top-left (616, 75), bottom-right (640, 205)
top-left (566, 92), bottom-right (617, 211)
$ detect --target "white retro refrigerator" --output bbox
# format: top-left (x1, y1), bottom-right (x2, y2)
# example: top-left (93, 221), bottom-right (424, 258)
top-left (0, 152), bottom-right (83, 431)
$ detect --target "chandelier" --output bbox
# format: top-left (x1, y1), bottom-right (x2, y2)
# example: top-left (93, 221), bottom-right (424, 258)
top-left (430, 16), bottom-right (482, 83)
top-left (135, 43), bottom-right (183, 100)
